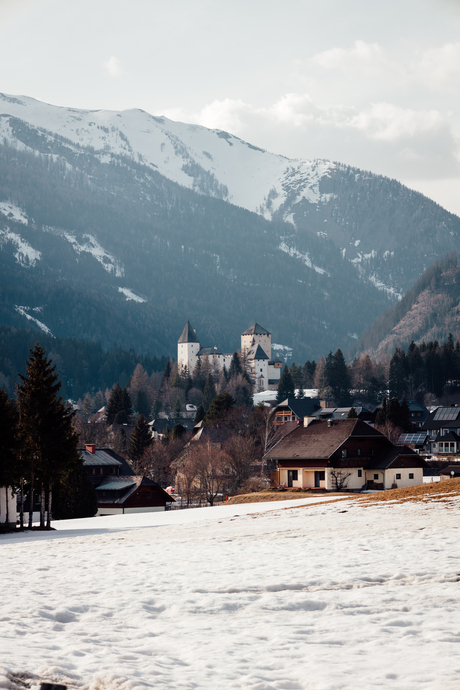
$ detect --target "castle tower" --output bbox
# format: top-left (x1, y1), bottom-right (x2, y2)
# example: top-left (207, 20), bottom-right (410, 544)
top-left (241, 323), bottom-right (271, 360)
top-left (178, 321), bottom-right (201, 374)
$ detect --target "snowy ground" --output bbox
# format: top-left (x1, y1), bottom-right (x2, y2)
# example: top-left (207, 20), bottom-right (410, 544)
top-left (1, 494), bottom-right (460, 690)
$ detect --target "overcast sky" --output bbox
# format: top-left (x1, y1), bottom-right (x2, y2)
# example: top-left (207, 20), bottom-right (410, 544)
top-left (1, 0), bottom-right (459, 214)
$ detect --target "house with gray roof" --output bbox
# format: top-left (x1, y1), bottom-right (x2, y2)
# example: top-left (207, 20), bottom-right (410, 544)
top-left (82, 445), bottom-right (173, 515)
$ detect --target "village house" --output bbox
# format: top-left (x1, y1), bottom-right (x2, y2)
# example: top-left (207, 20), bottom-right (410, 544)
top-left (82, 445), bottom-right (173, 515)
top-left (421, 406), bottom-right (460, 455)
top-left (265, 418), bottom-right (425, 491)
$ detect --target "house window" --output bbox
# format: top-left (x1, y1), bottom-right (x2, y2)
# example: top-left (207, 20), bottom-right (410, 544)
top-left (374, 474), bottom-right (379, 480)
top-left (342, 449), bottom-right (347, 458)
top-left (396, 473), bottom-right (401, 480)
top-left (147, 492), bottom-right (151, 499)
top-left (137, 492), bottom-right (141, 499)
top-left (357, 448), bottom-right (361, 456)
top-left (358, 470), bottom-right (362, 477)
top-left (409, 473), bottom-right (414, 479)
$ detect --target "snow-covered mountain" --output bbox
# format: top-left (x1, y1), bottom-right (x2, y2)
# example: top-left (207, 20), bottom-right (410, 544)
top-left (0, 92), bottom-right (459, 360)
top-left (0, 92), bottom-right (334, 218)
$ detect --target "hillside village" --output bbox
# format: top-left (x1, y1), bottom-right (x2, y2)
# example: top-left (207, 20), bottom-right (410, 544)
top-left (3, 324), bottom-right (460, 528)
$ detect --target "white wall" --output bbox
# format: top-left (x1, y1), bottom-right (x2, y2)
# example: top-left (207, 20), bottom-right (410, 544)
top-left (0, 486), bottom-right (17, 526)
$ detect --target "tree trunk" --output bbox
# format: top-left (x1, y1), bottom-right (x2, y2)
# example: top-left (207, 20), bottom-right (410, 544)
top-left (19, 478), bottom-right (24, 530)
top-left (40, 483), bottom-right (46, 528)
top-left (5, 486), bottom-right (8, 527)
top-left (28, 469), bottom-right (34, 529)
top-left (46, 486), bottom-right (52, 529)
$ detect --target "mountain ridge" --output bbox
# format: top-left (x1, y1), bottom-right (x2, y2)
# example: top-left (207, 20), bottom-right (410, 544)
top-left (1, 93), bottom-right (460, 361)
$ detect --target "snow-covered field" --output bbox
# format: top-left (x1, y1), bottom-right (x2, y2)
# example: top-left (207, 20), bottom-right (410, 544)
top-left (1, 494), bottom-right (460, 690)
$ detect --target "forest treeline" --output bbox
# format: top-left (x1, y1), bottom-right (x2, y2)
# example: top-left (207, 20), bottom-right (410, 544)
top-left (0, 323), bottom-right (167, 401)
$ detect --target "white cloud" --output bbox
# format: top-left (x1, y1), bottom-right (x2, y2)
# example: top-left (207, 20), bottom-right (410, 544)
top-left (347, 103), bottom-right (446, 141)
top-left (102, 55), bottom-right (125, 78)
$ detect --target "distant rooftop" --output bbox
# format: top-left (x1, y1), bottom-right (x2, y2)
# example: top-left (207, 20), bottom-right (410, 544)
top-left (242, 322), bottom-right (270, 336)
top-left (178, 321), bottom-right (199, 344)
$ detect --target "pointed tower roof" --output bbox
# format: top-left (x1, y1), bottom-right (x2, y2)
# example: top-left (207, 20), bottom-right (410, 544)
top-left (247, 344), bottom-right (269, 360)
top-left (178, 321), bottom-right (199, 344)
top-left (242, 322), bottom-right (270, 336)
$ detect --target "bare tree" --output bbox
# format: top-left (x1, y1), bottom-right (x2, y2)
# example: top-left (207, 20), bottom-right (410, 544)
top-left (329, 468), bottom-right (352, 491)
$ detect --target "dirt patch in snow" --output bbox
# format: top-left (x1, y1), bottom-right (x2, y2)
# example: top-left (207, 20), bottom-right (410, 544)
top-left (226, 491), bottom-right (349, 504)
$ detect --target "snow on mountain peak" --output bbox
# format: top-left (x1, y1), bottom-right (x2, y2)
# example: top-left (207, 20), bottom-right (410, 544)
top-left (0, 92), bottom-right (335, 219)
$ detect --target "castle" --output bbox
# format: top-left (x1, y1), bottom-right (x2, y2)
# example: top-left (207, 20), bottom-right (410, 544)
top-left (177, 321), bottom-right (282, 392)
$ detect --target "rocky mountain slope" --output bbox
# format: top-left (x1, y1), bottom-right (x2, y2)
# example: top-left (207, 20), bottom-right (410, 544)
top-left (0, 92), bottom-right (459, 360)
top-left (354, 254), bottom-right (460, 359)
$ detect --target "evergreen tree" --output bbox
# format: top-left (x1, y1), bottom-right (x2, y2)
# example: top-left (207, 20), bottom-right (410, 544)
top-left (347, 407), bottom-right (358, 419)
top-left (375, 397), bottom-right (387, 426)
top-left (204, 392), bottom-right (235, 426)
top-left (229, 352), bottom-right (243, 379)
top-left (16, 343), bottom-right (80, 529)
top-left (106, 383), bottom-right (132, 425)
top-left (202, 373), bottom-right (217, 412)
top-left (151, 398), bottom-right (162, 419)
top-left (105, 383), bottom-right (122, 425)
top-left (387, 397), bottom-right (402, 428)
top-left (327, 349), bottom-right (352, 406)
top-left (134, 390), bottom-right (150, 417)
top-left (400, 397), bottom-right (412, 432)
top-left (389, 347), bottom-right (408, 399)
top-left (52, 464), bottom-right (98, 520)
top-left (173, 396), bottom-right (182, 418)
top-left (128, 415), bottom-right (152, 469)
top-left (161, 359), bottom-right (172, 388)
top-left (194, 404), bottom-right (205, 424)
top-left (276, 365), bottom-right (295, 403)
top-left (171, 423), bottom-right (186, 440)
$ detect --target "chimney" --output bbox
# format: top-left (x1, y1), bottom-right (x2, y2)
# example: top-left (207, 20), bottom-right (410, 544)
top-left (86, 444), bottom-right (96, 454)
top-left (303, 416), bottom-right (315, 427)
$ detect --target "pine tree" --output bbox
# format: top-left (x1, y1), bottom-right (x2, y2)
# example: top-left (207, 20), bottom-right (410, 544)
top-left (347, 407), bottom-right (358, 419)
top-left (276, 365), bottom-right (295, 403)
top-left (204, 392), bottom-right (235, 426)
top-left (202, 374), bottom-right (217, 412)
top-left (134, 390), bottom-right (150, 417)
top-left (106, 383), bottom-right (132, 425)
top-left (128, 415), bottom-right (152, 470)
top-left (229, 352), bottom-right (243, 379)
top-left (173, 396), bottom-right (182, 418)
top-left (328, 349), bottom-right (352, 406)
top-left (194, 404), bottom-right (205, 424)
top-left (16, 343), bottom-right (80, 529)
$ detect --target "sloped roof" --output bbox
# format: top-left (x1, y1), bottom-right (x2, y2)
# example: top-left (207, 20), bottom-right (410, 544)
top-left (178, 321), bottom-right (199, 344)
top-left (266, 419), bottom-right (384, 461)
top-left (368, 445), bottom-right (420, 470)
top-left (242, 323), bottom-right (270, 336)
top-left (275, 397), bottom-right (320, 418)
top-left (246, 344), bottom-right (269, 360)
top-left (198, 346), bottom-right (222, 356)
top-left (81, 448), bottom-right (134, 475)
top-left (435, 430), bottom-right (460, 442)
top-left (96, 475), bottom-right (174, 504)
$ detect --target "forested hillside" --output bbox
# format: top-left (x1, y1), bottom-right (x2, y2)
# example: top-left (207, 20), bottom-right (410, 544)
top-left (354, 254), bottom-right (460, 360)
top-left (0, 323), bottom-right (167, 401)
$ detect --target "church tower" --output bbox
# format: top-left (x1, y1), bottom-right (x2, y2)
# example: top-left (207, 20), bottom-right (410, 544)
top-left (177, 321), bottom-right (201, 374)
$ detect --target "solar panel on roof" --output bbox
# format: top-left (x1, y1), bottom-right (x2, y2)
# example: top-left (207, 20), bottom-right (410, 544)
top-left (433, 407), bottom-right (460, 421)
top-left (398, 433), bottom-right (427, 444)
